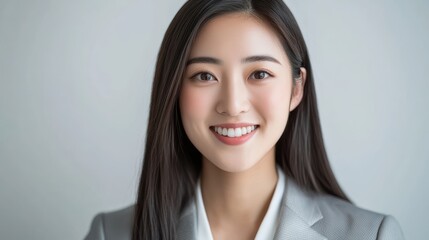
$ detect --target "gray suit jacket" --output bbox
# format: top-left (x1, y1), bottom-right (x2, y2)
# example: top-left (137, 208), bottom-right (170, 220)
top-left (84, 177), bottom-right (405, 240)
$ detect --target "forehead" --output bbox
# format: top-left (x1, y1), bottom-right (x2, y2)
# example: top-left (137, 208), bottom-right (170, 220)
top-left (189, 13), bottom-right (289, 64)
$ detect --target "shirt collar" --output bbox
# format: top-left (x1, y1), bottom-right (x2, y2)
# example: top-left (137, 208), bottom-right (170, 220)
top-left (195, 165), bottom-right (286, 240)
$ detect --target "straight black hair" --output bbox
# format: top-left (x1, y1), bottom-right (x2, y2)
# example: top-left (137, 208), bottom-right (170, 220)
top-left (133, 0), bottom-right (350, 239)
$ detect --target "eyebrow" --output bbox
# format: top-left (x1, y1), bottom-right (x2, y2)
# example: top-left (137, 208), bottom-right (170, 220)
top-left (186, 55), bottom-right (281, 66)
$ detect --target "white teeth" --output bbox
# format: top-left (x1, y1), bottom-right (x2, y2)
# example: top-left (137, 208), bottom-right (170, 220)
top-left (235, 128), bottom-right (242, 137)
top-left (222, 128), bottom-right (227, 135)
top-left (227, 128), bottom-right (234, 137)
top-left (214, 125), bottom-right (258, 138)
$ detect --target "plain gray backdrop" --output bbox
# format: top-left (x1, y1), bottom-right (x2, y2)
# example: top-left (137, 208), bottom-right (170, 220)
top-left (0, 0), bottom-right (428, 239)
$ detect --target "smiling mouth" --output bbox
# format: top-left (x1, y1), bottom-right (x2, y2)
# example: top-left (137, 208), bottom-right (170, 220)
top-left (209, 125), bottom-right (259, 138)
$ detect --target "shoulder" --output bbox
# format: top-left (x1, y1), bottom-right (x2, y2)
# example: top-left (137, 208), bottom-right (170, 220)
top-left (84, 205), bottom-right (135, 240)
top-left (313, 194), bottom-right (405, 240)
top-left (281, 175), bottom-right (404, 239)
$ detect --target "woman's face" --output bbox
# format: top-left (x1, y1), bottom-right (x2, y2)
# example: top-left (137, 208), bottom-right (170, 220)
top-left (179, 13), bottom-right (304, 173)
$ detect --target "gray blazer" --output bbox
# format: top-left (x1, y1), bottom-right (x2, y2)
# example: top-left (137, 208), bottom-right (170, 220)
top-left (84, 177), bottom-right (405, 240)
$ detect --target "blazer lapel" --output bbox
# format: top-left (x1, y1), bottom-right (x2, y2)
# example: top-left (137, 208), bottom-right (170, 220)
top-left (274, 176), bottom-right (327, 240)
top-left (176, 174), bottom-right (327, 240)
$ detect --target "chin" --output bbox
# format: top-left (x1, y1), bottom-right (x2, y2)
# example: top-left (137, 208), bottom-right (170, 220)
top-left (204, 155), bottom-right (259, 173)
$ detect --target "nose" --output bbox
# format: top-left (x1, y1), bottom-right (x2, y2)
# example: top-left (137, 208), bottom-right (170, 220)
top-left (216, 75), bottom-right (250, 116)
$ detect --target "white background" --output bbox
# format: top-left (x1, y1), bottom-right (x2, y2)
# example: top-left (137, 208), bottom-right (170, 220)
top-left (0, 0), bottom-right (427, 239)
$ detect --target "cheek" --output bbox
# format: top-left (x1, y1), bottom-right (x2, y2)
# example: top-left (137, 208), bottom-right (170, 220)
top-left (179, 85), bottom-right (213, 124)
top-left (253, 83), bottom-right (291, 121)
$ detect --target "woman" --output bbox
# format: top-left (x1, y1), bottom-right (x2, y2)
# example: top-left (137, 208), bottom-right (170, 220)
top-left (85, 0), bottom-right (405, 239)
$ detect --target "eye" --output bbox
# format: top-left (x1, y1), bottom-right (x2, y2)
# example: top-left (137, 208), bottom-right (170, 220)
top-left (250, 70), bottom-right (272, 80)
top-left (191, 72), bottom-right (217, 81)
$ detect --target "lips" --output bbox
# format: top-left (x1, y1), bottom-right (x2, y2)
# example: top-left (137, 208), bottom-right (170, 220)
top-left (211, 123), bottom-right (258, 128)
top-left (212, 125), bottom-right (258, 137)
top-left (209, 123), bottom-right (259, 145)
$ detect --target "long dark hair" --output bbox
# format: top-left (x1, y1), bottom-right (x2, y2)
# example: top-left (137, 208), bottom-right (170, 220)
top-left (133, 0), bottom-right (350, 239)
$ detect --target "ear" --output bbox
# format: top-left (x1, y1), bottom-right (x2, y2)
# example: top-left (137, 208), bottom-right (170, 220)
top-left (289, 67), bottom-right (306, 112)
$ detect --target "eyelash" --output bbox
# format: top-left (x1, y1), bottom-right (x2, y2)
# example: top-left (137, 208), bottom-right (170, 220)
top-left (250, 70), bottom-right (273, 80)
top-left (191, 70), bottom-right (273, 82)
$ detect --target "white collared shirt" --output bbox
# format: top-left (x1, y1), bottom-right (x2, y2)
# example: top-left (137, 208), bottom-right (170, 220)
top-left (195, 166), bottom-right (286, 240)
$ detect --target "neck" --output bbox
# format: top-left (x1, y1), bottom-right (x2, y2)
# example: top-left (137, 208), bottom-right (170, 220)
top-left (200, 150), bottom-right (278, 229)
